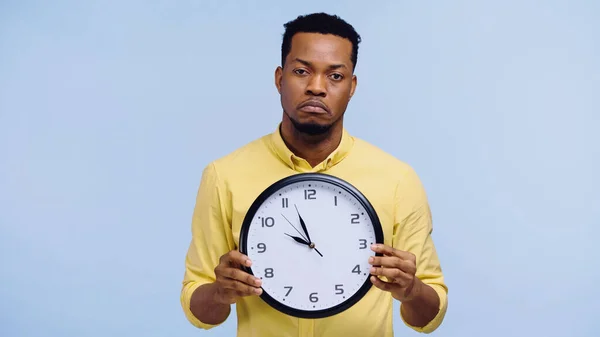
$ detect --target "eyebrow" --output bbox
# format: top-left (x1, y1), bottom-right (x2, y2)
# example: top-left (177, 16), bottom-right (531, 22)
top-left (294, 58), bottom-right (347, 70)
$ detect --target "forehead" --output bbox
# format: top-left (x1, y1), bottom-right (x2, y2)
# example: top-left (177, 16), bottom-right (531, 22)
top-left (287, 32), bottom-right (353, 67)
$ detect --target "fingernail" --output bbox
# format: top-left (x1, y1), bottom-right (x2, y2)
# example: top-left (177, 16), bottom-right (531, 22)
top-left (370, 267), bottom-right (376, 273)
top-left (255, 288), bottom-right (262, 295)
top-left (255, 278), bottom-right (262, 286)
top-left (246, 259), bottom-right (252, 266)
top-left (368, 257), bottom-right (374, 263)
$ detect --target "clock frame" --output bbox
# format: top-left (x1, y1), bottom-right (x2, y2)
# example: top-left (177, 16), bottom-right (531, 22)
top-left (239, 172), bottom-right (384, 319)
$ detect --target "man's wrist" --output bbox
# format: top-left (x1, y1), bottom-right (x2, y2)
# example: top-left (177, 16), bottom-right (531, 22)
top-left (391, 277), bottom-right (424, 303)
top-left (398, 278), bottom-right (441, 328)
top-left (403, 278), bottom-right (425, 303)
top-left (207, 283), bottom-right (225, 306)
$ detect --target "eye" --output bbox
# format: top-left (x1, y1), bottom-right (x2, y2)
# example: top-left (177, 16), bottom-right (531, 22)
top-left (329, 73), bottom-right (344, 81)
top-left (293, 69), bottom-right (309, 76)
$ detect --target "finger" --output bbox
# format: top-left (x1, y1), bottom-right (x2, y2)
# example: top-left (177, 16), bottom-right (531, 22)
top-left (217, 267), bottom-right (263, 294)
top-left (370, 244), bottom-right (415, 261)
top-left (370, 275), bottom-right (400, 292)
top-left (221, 267), bottom-right (262, 288)
top-left (235, 289), bottom-right (250, 298)
top-left (369, 266), bottom-right (413, 287)
top-left (368, 255), bottom-right (400, 267)
top-left (221, 250), bottom-right (253, 267)
top-left (222, 277), bottom-right (263, 296)
top-left (369, 256), bottom-right (416, 275)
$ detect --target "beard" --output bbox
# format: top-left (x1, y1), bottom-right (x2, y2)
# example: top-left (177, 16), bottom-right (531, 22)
top-left (285, 110), bottom-right (335, 136)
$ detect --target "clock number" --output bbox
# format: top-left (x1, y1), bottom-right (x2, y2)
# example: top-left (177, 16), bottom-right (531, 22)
top-left (334, 195), bottom-right (338, 206)
top-left (284, 286), bottom-right (293, 296)
top-left (359, 239), bottom-right (367, 249)
top-left (352, 264), bottom-right (361, 274)
top-left (257, 243), bottom-right (266, 253)
top-left (282, 197), bottom-right (288, 208)
top-left (304, 189), bottom-right (316, 200)
top-left (261, 217), bottom-right (275, 227)
top-left (309, 292), bottom-right (319, 303)
top-left (265, 268), bottom-right (274, 278)
top-left (335, 284), bottom-right (344, 295)
top-left (351, 214), bottom-right (360, 224)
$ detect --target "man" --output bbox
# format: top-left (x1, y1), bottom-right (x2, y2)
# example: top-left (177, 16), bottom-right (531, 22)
top-left (181, 13), bottom-right (448, 337)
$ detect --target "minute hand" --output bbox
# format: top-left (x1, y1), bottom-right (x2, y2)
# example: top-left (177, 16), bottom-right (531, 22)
top-left (294, 204), bottom-right (312, 243)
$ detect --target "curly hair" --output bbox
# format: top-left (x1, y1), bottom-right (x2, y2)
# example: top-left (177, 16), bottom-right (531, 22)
top-left (281, 13), bottom-right (361, 71)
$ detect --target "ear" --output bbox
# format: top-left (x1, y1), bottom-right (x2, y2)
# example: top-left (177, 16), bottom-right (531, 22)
top-left (349, 74), bottom-right (357, 99)
top-left (275, 66), bottom-right (283, 94)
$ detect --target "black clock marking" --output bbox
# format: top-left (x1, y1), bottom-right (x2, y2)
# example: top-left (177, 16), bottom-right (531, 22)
top-left (284, 286), bottom-right (293, 296)
top-left (304, 189), bottom-right (316, 200)
top-left (261, 217), bottom-right (275, 227)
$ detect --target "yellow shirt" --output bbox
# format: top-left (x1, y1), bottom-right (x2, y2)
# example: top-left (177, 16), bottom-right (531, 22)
top-left (180, 125), bottom-right (448, 337)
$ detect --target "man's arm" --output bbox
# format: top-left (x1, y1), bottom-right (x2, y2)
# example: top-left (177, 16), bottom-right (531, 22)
top-left (393, 166), bottom-right (448, 333)
top-left (180, 162), bottom-right (236, 329)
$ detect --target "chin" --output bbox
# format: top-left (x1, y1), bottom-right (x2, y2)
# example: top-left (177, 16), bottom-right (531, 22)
top-left (290, 118), bottom-right (333, 136)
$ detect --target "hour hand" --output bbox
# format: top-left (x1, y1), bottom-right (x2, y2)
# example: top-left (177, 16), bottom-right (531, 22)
top-left (285, 233), bottom-right (309, 245)
top-left (284, 233), bottom-right (323, 257)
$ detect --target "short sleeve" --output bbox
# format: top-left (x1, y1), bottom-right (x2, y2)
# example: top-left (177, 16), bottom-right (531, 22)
top-left (392, 167), bottom-right (448, 333)
top-left (180, 162), bottom-right (235, 329)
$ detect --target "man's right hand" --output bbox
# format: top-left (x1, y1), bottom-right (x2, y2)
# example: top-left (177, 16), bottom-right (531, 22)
top-left (212, 250), bottom-right (263, 305)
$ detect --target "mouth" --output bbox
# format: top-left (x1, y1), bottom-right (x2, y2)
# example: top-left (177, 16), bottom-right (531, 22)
top-left (297, 100), bottom-right (329, 114)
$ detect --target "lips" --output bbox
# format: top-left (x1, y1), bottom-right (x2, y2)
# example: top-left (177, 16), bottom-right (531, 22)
top-left (297, 100), bottom-right (329, 114)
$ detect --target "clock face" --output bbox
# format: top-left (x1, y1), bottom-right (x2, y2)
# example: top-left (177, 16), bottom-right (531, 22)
top-left (239, 173), bottom-right (384, 319)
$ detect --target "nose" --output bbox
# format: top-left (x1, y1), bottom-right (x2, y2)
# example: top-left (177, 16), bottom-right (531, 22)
top-left (305, 74), bottom-right (326, 97)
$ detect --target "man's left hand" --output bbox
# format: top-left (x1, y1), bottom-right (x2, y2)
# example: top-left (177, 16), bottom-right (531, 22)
top-left (368, 244), bottom-right (422, 302)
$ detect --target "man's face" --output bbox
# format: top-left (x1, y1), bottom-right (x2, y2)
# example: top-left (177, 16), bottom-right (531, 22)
top-left (275, 32), bottom-right (357, 136)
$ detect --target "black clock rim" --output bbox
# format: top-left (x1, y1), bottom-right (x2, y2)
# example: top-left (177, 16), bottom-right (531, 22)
top-left (238, 172), bottom-right (385, 319)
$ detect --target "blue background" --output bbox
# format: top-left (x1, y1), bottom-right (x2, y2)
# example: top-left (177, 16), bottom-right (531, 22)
top-left (1, 0), bottom-right (598, 336)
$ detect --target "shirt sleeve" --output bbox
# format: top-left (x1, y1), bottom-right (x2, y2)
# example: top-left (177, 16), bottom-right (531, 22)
top-left (180, 162), bottom-right (235, 329)
top-left (393, 166), bottom-right (448, 334)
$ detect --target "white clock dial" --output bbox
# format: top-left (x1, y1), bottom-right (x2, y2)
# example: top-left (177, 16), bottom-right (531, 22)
top-left (239, 173), bottom-right (384, 319)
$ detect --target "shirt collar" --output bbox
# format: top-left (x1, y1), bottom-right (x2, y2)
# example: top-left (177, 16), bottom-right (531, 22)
top-left (269, 123), bottom-right (354, 173)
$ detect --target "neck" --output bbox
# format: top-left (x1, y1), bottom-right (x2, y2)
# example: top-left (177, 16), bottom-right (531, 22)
top-left (279, 117), bottom-right (343, 168)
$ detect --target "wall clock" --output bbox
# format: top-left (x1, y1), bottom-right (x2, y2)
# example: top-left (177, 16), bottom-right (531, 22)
top-left (239, 172), bottom-right (384, 319)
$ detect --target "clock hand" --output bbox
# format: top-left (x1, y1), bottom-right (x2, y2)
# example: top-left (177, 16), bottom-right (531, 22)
top-left (307, 244), bottom-right (323, 257)
top-left (284, 233), bottom-right (309, 245)
top-left (292, 205), bottom-right (323, 257)
top-left (284, 233), bottom-right (324, 257)
top-left (281, 213), bottom-right (309, 242)
top-left (282, 209), bottom-right (322, 258)
top-left (294, 204), bottom-right (312, 244)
